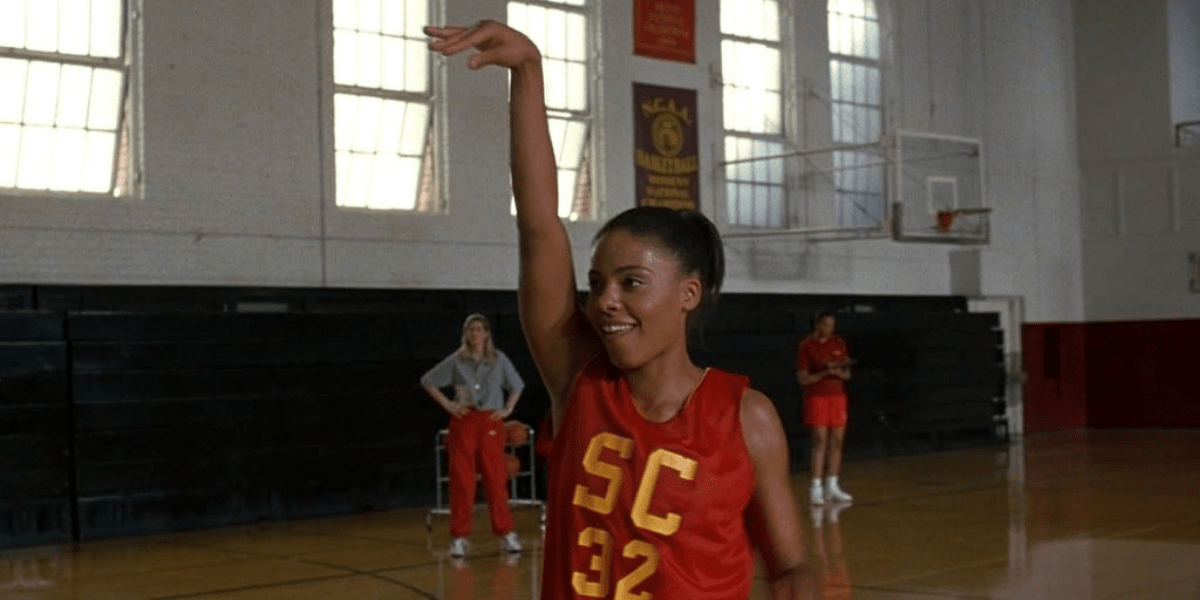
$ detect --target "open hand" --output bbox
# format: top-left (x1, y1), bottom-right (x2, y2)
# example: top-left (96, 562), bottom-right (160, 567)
top-left (425, 21), bottom-right (540, 70)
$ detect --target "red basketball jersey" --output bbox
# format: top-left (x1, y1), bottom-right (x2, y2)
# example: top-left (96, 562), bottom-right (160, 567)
top-left (796, 334), bottom-right (850, 398)
top-left (541, 356), bottom-right (756, 600)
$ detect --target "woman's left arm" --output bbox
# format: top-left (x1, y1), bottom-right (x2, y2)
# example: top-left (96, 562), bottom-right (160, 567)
top-left (741, 388), bottom-right (816, 600)
top-left (494, 353), bottom-right (525, 420)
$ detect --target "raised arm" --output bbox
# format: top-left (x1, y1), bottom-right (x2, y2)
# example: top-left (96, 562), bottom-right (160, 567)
top-left (426, 22), bottom-right (598, 424)
top-left (741, 389), bottom-right (816, 600)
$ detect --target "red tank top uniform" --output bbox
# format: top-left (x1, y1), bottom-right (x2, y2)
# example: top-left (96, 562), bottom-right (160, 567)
top-left (542, 356), bottom-right (756, 600)
top-left (796, 334), bottom-right (849, 398)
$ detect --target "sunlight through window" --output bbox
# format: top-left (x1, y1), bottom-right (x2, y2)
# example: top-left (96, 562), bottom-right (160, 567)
top-left (721, 0), bottom-right (786, 228)
top-left (0, 0), bottom-right (130, 196)
top-left (332, 0), bottom-right (438, 211)
top-left (828, 0), bottom-right (884, 228)
top-left (508, 0), bottom-right (593, 221)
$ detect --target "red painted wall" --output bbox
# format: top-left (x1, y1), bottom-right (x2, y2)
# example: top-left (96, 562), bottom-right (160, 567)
top-left (1022, 323), bottom-right (1089, 433)
top-left (1023, 319), bottom-right (1200, 431)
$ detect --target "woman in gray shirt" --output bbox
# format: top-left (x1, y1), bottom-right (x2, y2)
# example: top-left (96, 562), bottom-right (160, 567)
top-left (421, 313), bottom-right (524, 558)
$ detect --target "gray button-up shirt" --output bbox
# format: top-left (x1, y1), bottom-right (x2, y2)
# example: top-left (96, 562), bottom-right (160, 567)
top-left (420, 351), bottom-right (524, 411)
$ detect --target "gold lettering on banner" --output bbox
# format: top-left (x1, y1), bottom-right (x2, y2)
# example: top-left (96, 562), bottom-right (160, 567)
top-left (635, 150), bottom-right (698, 175)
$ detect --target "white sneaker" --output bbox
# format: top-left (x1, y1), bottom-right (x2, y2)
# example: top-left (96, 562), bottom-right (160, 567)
top-left (826, 483), bottom-right (853, 503)
top-left (499, 531), bottom-right (522, 553)
top-left (448, 537), bottom-right (470, 557)
top-left (809, 484), bottom-right (825, 505)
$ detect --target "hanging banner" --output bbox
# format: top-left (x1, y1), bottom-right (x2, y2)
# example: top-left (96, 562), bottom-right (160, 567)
top-left (633, 0), bottom-right (695, 63)
top-left (634, 83), bottom-right (699, 210)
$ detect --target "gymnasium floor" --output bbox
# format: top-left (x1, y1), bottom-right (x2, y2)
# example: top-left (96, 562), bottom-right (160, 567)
top-left (2, 429), bottom-right (1198, 600)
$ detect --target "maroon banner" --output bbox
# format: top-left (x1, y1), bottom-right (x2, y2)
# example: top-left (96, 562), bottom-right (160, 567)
top-left (633, 0), bottom-right (695, 63)
top-left (634, 83), bottom-right (699, 211)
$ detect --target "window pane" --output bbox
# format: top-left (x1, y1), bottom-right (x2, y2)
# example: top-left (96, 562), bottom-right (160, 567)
top-left (356, 32), bottom-right (382, 88)
top-left (88, 67), bottom-right (122, 130)
top-left (403, 39), bottom-right (428, 93)
top-left (26, 1), bottom-right (58, 52)
top-left (0, 124), bottom-right (19, 186)
top-left (333, 30), bottom-right (357, 85)
top-left (566, 13), bottom-right (586, 60)
top-left (51, 127), bottom-right (86, 190)
top-left (24, 61), bottom-right (59, 126)
top-left (0, 0), bottom-right (27, 48)
top-left (351, 95), bottom-right (381, 153)
top-left (398, 102), bottom-right (428, 155)
top-left (380, 36), bottom-right (405, 90)
top-left (57, 64), bottom-right (92, 128)
top-left (90, 0), bottom-right (122, 57)
top-left (0, 59), bottom-right (28, 123)
top-left (332, 0), bottom-right (357, 29)
top-left (380, 0), bottom-right (404, 36)
top-left (59, 0), bottom-right (91, 56)
top-left (17, 125), bottom-right (53, 188)
top-left (81, 130), bottom-right (114, 191)
top-left (357, 0), bottom-right (381, 32)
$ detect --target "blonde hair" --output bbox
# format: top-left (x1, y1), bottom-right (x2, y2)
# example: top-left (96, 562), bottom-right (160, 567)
top-left (456, 313), bottom-right (497, 363)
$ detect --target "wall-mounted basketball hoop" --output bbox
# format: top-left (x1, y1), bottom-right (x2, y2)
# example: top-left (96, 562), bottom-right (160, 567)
top-left (935, 207), bottom-right (993, 233)
top-left (892, 131), bottom-right (990, 245)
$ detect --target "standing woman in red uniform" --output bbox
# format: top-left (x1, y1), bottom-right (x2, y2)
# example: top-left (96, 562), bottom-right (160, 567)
top-left (795, 311), bottom-right (853, 505)
top-left (421, 313), bottom-right (525, 557)
top-left (427, 21), bottom-right (813, 600)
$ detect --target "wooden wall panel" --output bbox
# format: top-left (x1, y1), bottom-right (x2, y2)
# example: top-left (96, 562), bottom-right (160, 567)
top-left (0, 286), bottom-right (1005, 546)
top-left (0, 313), bottom-right (71, 549)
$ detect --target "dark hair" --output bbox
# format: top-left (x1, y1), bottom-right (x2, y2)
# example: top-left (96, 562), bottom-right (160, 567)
top-left (594, 206), bottom-right (725, 332)
top-left (811, 310), bottom-right (836, 330)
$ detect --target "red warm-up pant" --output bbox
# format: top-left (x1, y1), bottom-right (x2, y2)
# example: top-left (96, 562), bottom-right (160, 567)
top-left (447, 410), bottom-right (513, 538)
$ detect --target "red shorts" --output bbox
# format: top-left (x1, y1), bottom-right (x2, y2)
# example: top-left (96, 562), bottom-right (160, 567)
top-left (804, 395), bottom-right (848, 429)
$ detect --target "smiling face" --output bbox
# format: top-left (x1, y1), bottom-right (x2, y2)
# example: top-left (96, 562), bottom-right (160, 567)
top-left (585, 230), bottom-right (701, 371)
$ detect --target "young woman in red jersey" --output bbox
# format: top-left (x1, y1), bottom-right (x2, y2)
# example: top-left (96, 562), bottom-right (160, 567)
top-left (427, 21), bottom-right (813, 600)
top-left (796, 312), bottom-right (854, 505)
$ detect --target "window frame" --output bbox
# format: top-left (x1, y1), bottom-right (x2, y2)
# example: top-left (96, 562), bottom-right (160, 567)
top-left (718, 0), bottom-right (795, 230)
top-left (325, 0), bottom-right (443, 214)
top-left (827, 0), bottom-right (886, 229)
top-left (507, 0), bottom-right (598, 222)
top-left (0, 0), bottom-right (141, 200)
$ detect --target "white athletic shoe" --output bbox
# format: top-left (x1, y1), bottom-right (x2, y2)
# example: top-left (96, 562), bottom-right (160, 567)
top-left (809, 484), bottom-right (826, 505)
top-left (448, 537), bottom-right (470, 557)
top-left (499, 531), bottom-right (522, 553)
top-left (826, 483), bottom-right (853, 503)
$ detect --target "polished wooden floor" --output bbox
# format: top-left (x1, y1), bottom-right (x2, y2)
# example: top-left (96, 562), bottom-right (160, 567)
top-left (3, 429), bottom-right (1199, 599)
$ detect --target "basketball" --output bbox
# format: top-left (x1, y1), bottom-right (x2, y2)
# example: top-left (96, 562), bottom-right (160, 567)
top-left (504, 453), bottom-right (521, 479)
top-left (505, 421), bottom-right (529, 446)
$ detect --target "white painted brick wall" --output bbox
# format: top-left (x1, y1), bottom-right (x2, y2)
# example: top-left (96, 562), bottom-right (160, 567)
top-left (1, 0), bottom-right (1164, 324)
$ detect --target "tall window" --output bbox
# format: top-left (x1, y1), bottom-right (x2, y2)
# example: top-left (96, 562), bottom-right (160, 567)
top-left (0, 0), bottom-right (133, 196)
top-left (828, 0), bottom-right (883, 228)
top-left (720, 0), bottom-right (786, 228)
top-left (508, 0), bottom-right (593, 221)
top-left (332, 0), bottom-right (438, 211)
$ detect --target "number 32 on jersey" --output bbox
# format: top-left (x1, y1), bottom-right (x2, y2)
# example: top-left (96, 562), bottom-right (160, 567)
top-left (570, 432), bottom-right (698, 598)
